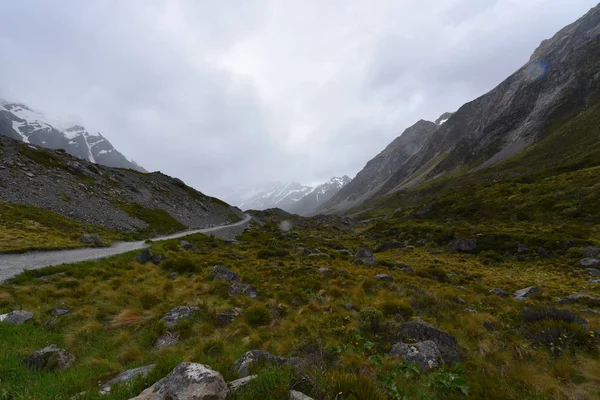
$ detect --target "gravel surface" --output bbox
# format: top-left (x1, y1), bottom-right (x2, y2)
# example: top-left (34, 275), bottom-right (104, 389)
top-left (0, 215), bottom-right (250, 283)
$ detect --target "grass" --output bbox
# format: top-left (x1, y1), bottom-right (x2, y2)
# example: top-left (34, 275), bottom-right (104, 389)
top-left (116, 203), bottom-right (187, 237)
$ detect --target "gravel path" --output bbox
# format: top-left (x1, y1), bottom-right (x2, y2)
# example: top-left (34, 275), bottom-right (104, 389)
top-left (0, 214), bottom-right (251, 283)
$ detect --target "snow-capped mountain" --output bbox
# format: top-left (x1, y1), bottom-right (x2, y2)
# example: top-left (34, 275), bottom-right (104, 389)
top-left (289, 176), bottom-right (351, 216)
top-left (0, 100), bottom-right (145, 171)
top-left (227, 176), bottom-right (351, 216)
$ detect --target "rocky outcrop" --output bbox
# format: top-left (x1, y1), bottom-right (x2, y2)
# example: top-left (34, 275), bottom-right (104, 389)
top-left (162, 306), bottom-right (199, 329)
top-left (0, 310), bottom-right (33, 325)
top-left (24, 344), bottom-right (75, 371)
top-left (129, 363), bottom-right (228, 400)
top-left (390, 341), bottom-right (443, 370)
top-left (398, 319), bottom-right (462, 364)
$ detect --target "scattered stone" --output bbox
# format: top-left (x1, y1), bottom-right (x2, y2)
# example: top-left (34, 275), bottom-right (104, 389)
top-left (454, 238), bottom-right (477, 253)
top-left (399, 266), bottom-right (415, 273)
top-left (513, 286), bottom-right (542, 300)
top-left (375, 274), bottom-right (394, 282)
top-left (318, 267), bottom-right (333, 275)
top-left (24, 344), bottom-right (75, 371)
top-left (80, 234), bottom-right (103, 246)
top-left (582, 246), bottom-right (600, 258)
top-left (151, 255), bottom-right (166, 265)
top-left (376, 242), bottom-right (405, 252)
top-left (135, 249), bottom-right (153, 264)
top-left (154, 332), bottom-right (180, 349)
top-left (489, 288), bottom-right (509, 297)
top-left (399, 319), bottom-right (461, 364)
top-left (0, 310), bottom-right (33, 325)
top-left (100, 364), bottom-right (156, 394)
top-left (229, 375), bottom-right (257, 392)
top-left (580, 258), bottom-right (600, 267)
top-left (210, 265), bottom-right (240, 282)
top-left (232, 350), bottom-right (303, 378)
top-left (344, 302), bottom-right (355, 312)
top-left (50, 308), bottom-right (70, 317)
top-left (591, 279), bottom-right (600, 284)
top-left (588, 268), bottom-right (600, 276)
top-left (465, 306), bottom-right (478, 314)
top-left (180, 240), bottom-right (200, 252)
top-left (558, 294), bottom-right (600, 305)
top-left (290, 390), bottom-right (315, 400)
top-left (168, 272), bottom-right (178, 280)
top-left (483, 321), bottom-right (498, 332)
top-left (129, 363), bottom-right (228, 400)
top-left (517, 243), bottom-right (529, 254)
top-left (216, 307), bottom-right (243, 326)
top-left (162, 306), bottom-right (199, 329)
top-left (354, 248), bottom-right (376, 265)
top-left (390, 340), bottom-right (443, 371)
top-left (228, 283), bottom-right (257, 298)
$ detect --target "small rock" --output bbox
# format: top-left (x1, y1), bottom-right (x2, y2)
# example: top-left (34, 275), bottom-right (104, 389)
top-left (580, 258), bottom-right (600, 267)
top-left (228, 283), bottom-right (257, 298)
top-left (180, 240), bottom-right (200, 252)
top-left (210, 265), bottom-right (240, 282)
top-left (588, 268), bottom-right (600, 276)
top-left (489, 288), bottom-right (509, 297)
top-left (0, 310), bottom-right (33, 325)
top-left (100, 364), bottom-right (156, 394)
top-left (390, 341), bottom-right (443, 371)
top-left (152, 255), bottom-right (166, 265)
top-left (162, 306), bottom-right (199, 329)
top-left (517, 244), bottom-right (529, 254)
top-left (399, 319), bottom-right (461, 364)
top-left (135, 249), bottom-right (153, 264)
top-left (24, 344), bottom-right (75, 371)
top-left (168, 272), bottom-right (178, 280)
top-left (344, 302), bottom-right (354, 312)
top-left (399, 266), bottom-right (415, 273)
top-left (354, 248), bottom-right (376, 265)
top-left (375, 274), bottom-right (394, 282)
top-left (290, 390), bottom-right (315, 400)
top-left (50, 308), bottom-right (70, 317)
top-left (80, 234), bottom-right (103, 246)
top-left (216, 307), bottom-right (244, 326)
top-left (318, 267), bottom-right (333, 275)
top-left (582, 246), bottom-right (600, 258)
top-left (231, 350), bottom-right (303, 378)
top-left (513, 286), bottom-right (542, 301)
top-left (454, 238), bottom-right (477, 253)
top-left (154, 332), bottom-right (180, 349)
top-left (229, 375), bottom-right (257, 392)
top-left (483, 321), bottom-right (498, 332)
top-left (465, 306), bottom-right (478, 314)
top-left (129, 363), bottom-right (228, 400)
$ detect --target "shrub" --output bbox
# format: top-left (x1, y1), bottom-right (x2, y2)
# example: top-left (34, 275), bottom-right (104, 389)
top-left (358, 307), bottom-right (383, 334)
top-left (245, 305), bottom-right (273, 327)
top-left (524, 320), bottom-right (596, 356)
top-left (202, 339), bottom-right (225, 358)
top-left (522, 307), bottom-right (587, 326)
top-left (160, 257), bottom-right (200, 274)
top-left (257, 249), bottom-right (277, 259)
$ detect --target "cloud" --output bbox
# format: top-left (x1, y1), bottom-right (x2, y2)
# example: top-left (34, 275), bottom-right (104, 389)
top-left (0, 0), bottom-right (597, 202)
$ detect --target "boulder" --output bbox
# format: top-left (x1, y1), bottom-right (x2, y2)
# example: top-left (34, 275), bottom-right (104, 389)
top-left (216, 308), bottom-right (243, 326)
top-left (454, 239), bottom-right (477, 253)
top-left (232, 350), bottom-right (302, 378)
top-left (582, 246), bottom-right (600, 258)
top-left (24, 344), bottom-right (75, 371)
top-left (580, 258), bottom-right (600, 267)
top-left (80, 234), bottom-right (103, 246)
top-left (290, 390), bottom-right (315, 400)
top-left (154, 332), bottom-right (180, 349)
top-left (513, 286), bottom-right (542, 300)
top-left (0, 310), bottom-right (33, 325)
top-left (398, 319), bottom-right (461, 364)
top-left (489, 288), bottom-right (509, 297)
top-left (228, 283), bottom-right (257, 298)
top-left (129, 363), bottom-right (228, 400)
top-left (390, 340), bottom-right (443, 371)
top-left (228, 375), bottom-right (257, 392)
top-left (135, 249), bottom-right (153, 264)
top-left (375, 274), bottom-right (394, 282)
top-left (210, 265), bottom-right (240, 282)
top-left (354, 248), bottom-right (376, 265)
top-left (162, 306), bottom-right (199, 329)
top-left (100, 364), bottom-right (156, 394)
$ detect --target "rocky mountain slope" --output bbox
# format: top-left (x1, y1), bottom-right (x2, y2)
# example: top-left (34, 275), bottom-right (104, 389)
top-left (323, 3), bottom-right (600, 213)
top-left (0, 100), bottom-right (145, 172)
top-left (0, 135), bottom-right (242, 234)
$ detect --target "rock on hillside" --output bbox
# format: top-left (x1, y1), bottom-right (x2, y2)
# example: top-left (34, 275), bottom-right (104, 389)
top-left (0, 135), bottom-right (242, 232)
top-left (0, 100), bottom-right (145, 172)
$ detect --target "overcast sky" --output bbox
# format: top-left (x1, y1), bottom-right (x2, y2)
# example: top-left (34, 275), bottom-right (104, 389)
top-left (0, 0), bottom-right (597, 201)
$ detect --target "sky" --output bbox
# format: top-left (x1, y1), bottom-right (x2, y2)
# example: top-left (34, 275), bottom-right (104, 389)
top-left (0, 0), bottom-right (597, 203)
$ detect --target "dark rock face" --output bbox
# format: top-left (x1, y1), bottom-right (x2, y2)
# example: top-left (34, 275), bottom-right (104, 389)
top-left (454, 239), bottom-right (477, 253)
top-left (129, 363), bottom-right (228, 400)
top-left (399, 319), bottom-right (462, 364)
top-left (390, 340), bottom-right (443, 370)
top-left (231, 350), bottom-right (303, 378)
top-left (100, 364), bottom-right (156, 394)
top-left (0, 310), bottom-right (33, 325)
top-left (24, 344), bottom-right (75, 371)
top-left (162, 306), bottom-right (199, 329)
top-left (210, 265), bottom-right (240, 282)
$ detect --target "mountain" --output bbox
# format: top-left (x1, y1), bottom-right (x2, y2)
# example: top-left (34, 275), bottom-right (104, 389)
top-left (324, 3), bottom-right (600, 213)
top-left (289, 176), bottom-right (351, 216)
top-left (0, 134), bottom-right (242, 234)
top-left (321, 119), bottom-right (439, 213)
top-left (0, 101), bottom-right (145, 172)
top-left (234, 182), bottom-right (314, 212)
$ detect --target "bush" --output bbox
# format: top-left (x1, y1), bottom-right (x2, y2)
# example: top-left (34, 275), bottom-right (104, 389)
top-left (358, 307), bottom-right (383, 334)
top-left (522, 307), bottom-right (587, 325)
top-left (524, 320), bottom-right (596, 356)
top-left (245, 305), bottom-right (273, 327)
top-left (160, 257), bottom-right (200, 274)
